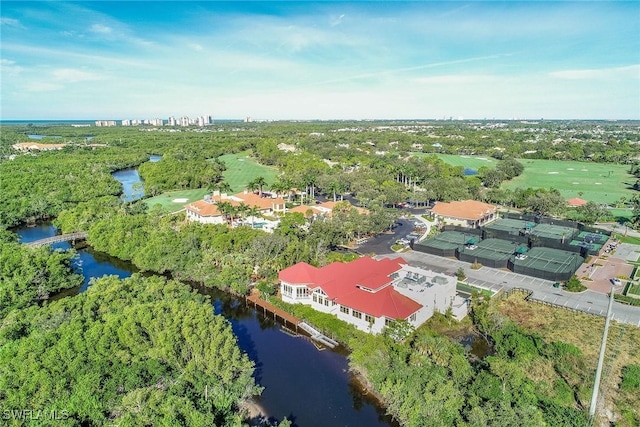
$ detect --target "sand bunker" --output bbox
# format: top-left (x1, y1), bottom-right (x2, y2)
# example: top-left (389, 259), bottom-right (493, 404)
top-left (595, 182), bottom-right (602, 185)
top-left (567, 168), bottom-right (575, 170)
top-left (548, 171), bottom-right (559, 174)
top-left (572, 182), bottom-right (580, 184)
top-left (581, 169), bottom-right (588, 171)
top-left (172, 198), bottom-right (188, 203)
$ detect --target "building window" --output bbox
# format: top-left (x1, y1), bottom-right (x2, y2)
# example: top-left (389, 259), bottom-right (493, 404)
top-left (282, 284), bottom-right (293, 296)
top-left (365, 314), bottom-right (374, 323)
top-left (296, 287), bottom-right (308, 298)
top-left (352, 310), bottom-right (362, 319)
top-left (313, 294), bottom-right (317, 303)
top-left (385, 318), bottom-right (393, 326)
top-left (410, 313), bottom-right (417, 322)
top-left (317, 296), bottom-right (324, 305)
top-left (324, 299), bottom-right (330, 306)
top-left (340, 306), bottom-right (349, 314)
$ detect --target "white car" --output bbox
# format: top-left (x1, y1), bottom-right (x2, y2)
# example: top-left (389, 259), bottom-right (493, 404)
top-left (611, 278), bottom-right (622, 286)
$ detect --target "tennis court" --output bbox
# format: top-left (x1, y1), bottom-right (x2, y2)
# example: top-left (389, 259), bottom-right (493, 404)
top-left (577, 231), bottom-right (609, 245)
top-left (510, 247), bottom-right (584, 281)
top-left (568, 240), bottom-right (603, 255)
top-left (529, 223), bottom-right (578, 242)
top-left (458, 238), bottom-right (526, 268)
top-left (414, 231), bottom-right (472, 257)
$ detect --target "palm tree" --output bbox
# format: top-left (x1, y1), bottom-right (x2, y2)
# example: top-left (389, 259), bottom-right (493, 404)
top-left (217, 181), bottom-right (233, 195)
top-left (216, 201), bottom-right (234, 226)
top-left (269, 179), bottom-right (288, 199)
top-left (249, 176), bottom-right (267, 196)
top-left (236, 202), bottom-right (249, 225)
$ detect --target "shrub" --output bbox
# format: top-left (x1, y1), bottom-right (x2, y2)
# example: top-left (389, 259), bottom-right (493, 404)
top-left (620, 365), bottom-right (640, 392)
top-left (564, 275), bottom-right (586, 292)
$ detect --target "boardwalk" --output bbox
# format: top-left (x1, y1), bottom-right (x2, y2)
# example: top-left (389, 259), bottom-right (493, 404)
top-left (24, 232), bottom-right (88, 247)
top-left (246, 291), bottom-right (301, 328)
top-left (246, 291), bottom-right (339, 349)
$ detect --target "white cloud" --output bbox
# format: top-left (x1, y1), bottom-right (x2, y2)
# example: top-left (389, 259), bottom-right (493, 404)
top-left (90, 23), bottom-right (113, 34)
top-left (549, 64), bottom-right (640, 80)
top-left (330, 14), bottom-right (345, 27)
top-left (51, 68), bottom-right (104, 82)
top-left (188, 43), bottom-right (204, 52)
top-left (24, 82), bottom-right (64, 92)
top-left (410, 75), bottom-right (496, 84)
top-left (1, 17), bottom-right (25, 29)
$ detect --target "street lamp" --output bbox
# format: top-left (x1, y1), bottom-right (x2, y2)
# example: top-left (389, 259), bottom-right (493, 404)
top-left (589, 279), bottom-right (621, 420)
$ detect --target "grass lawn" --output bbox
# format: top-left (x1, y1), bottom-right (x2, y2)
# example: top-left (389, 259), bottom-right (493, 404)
top-left (217, 150), bottom-right (279, 192)
top-left (144, 151), bottom-right (279, 212)
top-left (503, 159), bottom-right (636, 205)
top-left (411, 153), bottom-right (498, 171)
top-left (144, 188), bottom-right (209, 212)
top-left (608, 208), bottom-right (634, 220)
top-left (422, 154), bottom-right (636, 205)
top-left (457, 282), bottom-right (495, 298)
top-left (498, 293), bottom-right (640, 424)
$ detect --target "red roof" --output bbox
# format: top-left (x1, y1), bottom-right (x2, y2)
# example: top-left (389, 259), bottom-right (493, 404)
top-left (278, 262), bottom-right (317, 284)
top-left (567, 197), bottom-right (587, 207)
top-left (279, 256), bottom-right (420, 319)
top-left (337, 285), bottom-right (422, 319)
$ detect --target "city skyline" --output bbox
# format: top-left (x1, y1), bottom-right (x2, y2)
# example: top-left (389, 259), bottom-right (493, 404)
top-left (1, 1), bottom-right (639, 120)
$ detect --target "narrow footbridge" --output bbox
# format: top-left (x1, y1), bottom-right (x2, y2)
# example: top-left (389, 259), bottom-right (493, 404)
top-left (25, 232), bottom-right (88, 247)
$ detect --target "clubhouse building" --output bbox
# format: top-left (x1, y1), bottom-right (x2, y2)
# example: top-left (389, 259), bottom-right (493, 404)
top-left (429, 200), bottom-right (498, 228)
top-left (278, 256), bottom-right (467, 334)
top-left (185, 190), bottom-right (286, 225)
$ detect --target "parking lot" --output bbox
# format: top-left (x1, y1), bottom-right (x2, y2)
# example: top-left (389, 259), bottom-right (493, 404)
top-left (356, 219), bottom-right (415, 255)
top-left (385, 250), bottom-right (640, 326)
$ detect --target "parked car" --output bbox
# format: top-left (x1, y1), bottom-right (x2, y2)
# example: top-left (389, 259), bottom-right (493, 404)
top-left (611, 278), bottom-right (622, 286)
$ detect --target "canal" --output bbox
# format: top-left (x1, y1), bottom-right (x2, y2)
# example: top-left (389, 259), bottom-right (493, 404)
top-left (112, 154), bottom-right (162, 202)
top-left (16, 222), bottom-right (396, 426)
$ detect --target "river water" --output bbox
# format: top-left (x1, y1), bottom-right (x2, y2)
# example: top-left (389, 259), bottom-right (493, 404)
top-left (112, 154), bottom-right (162, 202)
top-left (16, 222), bottom-right (395, 426)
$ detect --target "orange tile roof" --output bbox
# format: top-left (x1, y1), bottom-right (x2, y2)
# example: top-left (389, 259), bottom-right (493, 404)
top-left (184, 200), bottom-right (221, 217)
top-left (430, 200), bottom-right (497, 221)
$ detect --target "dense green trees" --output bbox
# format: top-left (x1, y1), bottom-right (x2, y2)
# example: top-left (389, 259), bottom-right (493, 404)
top-left (0, 274), bottom-right (261, 425)
top-left (0, 233), bottom-right (83, 318)
top-left (138, 153), bottom-right (226, 195)
top-left (0, 148), bottom-right (145, 227)
top-left (347, 309), bottom-right (591, 426)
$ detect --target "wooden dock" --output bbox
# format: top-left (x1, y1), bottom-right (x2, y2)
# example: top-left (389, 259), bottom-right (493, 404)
top-left (246, 291), bottom-right (301, 331)
top-left (245, 292), bottom-right (339, 349)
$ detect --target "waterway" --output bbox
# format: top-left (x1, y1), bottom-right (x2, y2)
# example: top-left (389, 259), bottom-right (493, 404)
top-left (112, 154), bottom-right (161, 202)
top-left (15, 221), bottom-right (396, 427)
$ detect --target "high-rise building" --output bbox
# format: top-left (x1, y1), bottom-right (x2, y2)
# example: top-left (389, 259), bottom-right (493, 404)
top-left (168, 116), bottom-right (176, 126)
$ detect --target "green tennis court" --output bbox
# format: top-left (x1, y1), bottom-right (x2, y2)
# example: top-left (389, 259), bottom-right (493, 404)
top-left (511, 247), bottom-right (584, 280)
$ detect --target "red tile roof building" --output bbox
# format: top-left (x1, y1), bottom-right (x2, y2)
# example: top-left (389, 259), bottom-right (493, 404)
top-left (567, 197), bottom-right (587, 207)
top-left (279, 256), bottom-right (466, 334)
top-left (185, 190), bottom-right (286, 225)
top-left (430, 200), bottom-right (498, 228)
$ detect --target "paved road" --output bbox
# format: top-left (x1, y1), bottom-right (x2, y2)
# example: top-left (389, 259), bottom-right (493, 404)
top-left (356, 219), bottom-right (415, 254)
top-left (383, 250), bottom-right (640, 327)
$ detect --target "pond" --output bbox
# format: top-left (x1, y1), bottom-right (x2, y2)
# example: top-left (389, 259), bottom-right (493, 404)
top-left (15, 223), bottom-right (396, 427)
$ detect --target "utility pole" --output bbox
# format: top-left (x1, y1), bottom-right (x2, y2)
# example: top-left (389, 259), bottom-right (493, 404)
top-left (589, 284), bottom-right (616, 420)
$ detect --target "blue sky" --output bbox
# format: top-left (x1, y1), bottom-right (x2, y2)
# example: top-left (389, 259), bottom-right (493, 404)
top-left (1, 1), bottom-right (639, 120)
